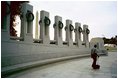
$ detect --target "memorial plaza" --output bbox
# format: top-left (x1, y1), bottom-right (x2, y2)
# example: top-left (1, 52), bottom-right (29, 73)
top-left (7, 52), bottom-right (117, 78)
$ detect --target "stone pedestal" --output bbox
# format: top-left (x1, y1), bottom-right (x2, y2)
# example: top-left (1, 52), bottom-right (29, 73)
top-left (65, 20), bottom-right (74, 46)
top-left (20, 3), bottom-right (33, 43)
top-left (83, 25), bottom-right (89, 48)
top-left (75, 22), bottom-right (82, 47)
top-left (40, 10), bottom-right (50, 44)
top-left (54, 16), bottom-right (63, 46)
top-left (1, 1), bottom-right (10, 41)
top-left (90, 37), bottom-right (105, 50)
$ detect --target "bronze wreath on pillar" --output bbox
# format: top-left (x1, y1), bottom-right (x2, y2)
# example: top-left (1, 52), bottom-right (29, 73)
top-left (26, 11), bottom-right (34, 22)
top-left (86, 28), bottom-right (90, 34)
top-left (58, 21), bottom-right (63, 29)
top-left (53, 23), bottom-right (56, 28)
top-left (78, 27), bottom-right (82, 33)
top-left (69, 24), bottom-right (74, 31)
top-left (64, 26), bottom-right (67, 30)
top-left (44, 16), bottom-right (51, 26)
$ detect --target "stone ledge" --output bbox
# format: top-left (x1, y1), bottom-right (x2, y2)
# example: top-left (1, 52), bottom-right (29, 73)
top-left (2, 54), bottom-right (91, 77)
top-left (2, 53), bottom-right (106, 78)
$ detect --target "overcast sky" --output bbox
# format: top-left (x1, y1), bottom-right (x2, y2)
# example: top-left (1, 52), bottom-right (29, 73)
top-left (29, 1), bottom-right (117, 41)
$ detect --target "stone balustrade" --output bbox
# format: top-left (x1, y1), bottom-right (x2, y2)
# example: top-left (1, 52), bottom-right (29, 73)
top-left (2, 2), bottom-right (90, 47)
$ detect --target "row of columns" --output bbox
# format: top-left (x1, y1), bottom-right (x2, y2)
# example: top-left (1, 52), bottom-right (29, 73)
top-left (2, 2), bottom-right (90, 48)
top-left (38, 10), bottom-right (90, 47)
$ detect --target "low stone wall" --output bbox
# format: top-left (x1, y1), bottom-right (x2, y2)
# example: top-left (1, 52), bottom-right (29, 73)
top-left (1, 40), bottom-right (92, 77)
top-left (1, 41), bottom-right (107, 77)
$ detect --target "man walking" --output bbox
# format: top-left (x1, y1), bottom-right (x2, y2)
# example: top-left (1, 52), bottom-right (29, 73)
top-left (91, 45), bottom-right (100, 69)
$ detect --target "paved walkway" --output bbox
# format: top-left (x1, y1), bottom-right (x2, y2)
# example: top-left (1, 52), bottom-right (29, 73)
top-left (8, 52), bottom-right (117, 78)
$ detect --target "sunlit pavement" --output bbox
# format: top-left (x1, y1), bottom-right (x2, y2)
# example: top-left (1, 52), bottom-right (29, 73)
top-left (8, 52), bottom-right (117, 78)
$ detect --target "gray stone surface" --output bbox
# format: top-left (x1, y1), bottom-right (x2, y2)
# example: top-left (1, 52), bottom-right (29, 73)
top-left (7, 52), bottom-right (117, 78)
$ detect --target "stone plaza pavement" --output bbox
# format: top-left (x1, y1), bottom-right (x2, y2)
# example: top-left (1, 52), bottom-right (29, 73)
top-left (8, 52), bottom-right (117, 78)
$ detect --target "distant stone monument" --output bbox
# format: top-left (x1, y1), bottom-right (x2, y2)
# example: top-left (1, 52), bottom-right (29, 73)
top-left (90, 37), bottom-right (108, 55)
top-left (35, 11), bottom-right (39, 39)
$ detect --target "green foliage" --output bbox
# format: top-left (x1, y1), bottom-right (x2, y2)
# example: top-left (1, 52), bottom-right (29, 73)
top-left (1, 1), bottom-right (29, 36)
top-left (10, 1), bottom-right (29, 36)
top-left (103, 35), bottom-right (117, 45)
top-left (105, 46), bottom-right (117, 52)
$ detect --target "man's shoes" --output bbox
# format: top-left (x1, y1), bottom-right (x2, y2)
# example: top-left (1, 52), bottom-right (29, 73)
top-left (92, 65), bottom-right (100, 69)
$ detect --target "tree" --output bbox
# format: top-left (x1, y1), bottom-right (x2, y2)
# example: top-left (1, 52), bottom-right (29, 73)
top-left (1, 1), bottom-right (29, 36)
top-left (10, 1), bottom-right (29, 36)
top-left (103, 37), bottom-right (110, 44)
top-left (103, 35), bottom-right (117, 45)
